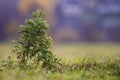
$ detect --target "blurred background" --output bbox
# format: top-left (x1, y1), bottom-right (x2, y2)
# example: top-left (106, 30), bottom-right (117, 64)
top-left (0, 0), bottom-right (120, 43)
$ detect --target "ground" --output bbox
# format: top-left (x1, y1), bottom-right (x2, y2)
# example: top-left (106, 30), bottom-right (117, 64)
top-left (0, 43), bottom-right (120, 80)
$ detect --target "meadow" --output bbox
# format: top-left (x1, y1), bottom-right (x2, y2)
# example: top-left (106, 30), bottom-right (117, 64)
top-left (0, 43), bottom-right (120, 80)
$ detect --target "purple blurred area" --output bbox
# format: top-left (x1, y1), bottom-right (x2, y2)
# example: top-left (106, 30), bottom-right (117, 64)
top-left (0, 0), bottom-right (120, 43)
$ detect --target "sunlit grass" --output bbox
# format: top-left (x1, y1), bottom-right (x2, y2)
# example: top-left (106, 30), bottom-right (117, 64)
top-left (0, 43), bottom-right (120, 80)
top-left (53, 43), bottom-right (120, 59)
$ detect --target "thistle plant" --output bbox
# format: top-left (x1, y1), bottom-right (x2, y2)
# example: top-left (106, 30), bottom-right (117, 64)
top-left (12, 9), bottom-right (62, 70)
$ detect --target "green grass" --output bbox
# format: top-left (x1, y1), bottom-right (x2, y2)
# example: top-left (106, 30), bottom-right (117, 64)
top-left (0, 43), bottom-right (120, 80)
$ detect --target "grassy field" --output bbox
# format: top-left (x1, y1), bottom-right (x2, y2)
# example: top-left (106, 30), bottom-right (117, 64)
top-left (0, 43), bottom-right (120, 80)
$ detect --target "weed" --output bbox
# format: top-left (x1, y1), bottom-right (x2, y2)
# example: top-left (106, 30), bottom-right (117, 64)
top-left (12, 9), bottom-right (62, 71)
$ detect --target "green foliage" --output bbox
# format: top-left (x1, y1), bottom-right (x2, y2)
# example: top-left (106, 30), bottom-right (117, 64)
top-left (12, 9), bottom-right (62, 70)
